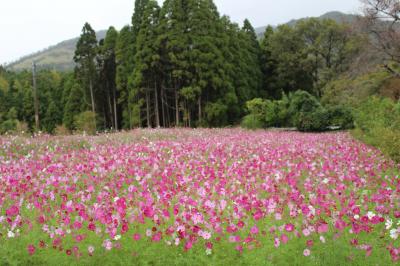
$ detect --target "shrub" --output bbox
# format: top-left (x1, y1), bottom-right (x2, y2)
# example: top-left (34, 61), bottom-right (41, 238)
top-left (296, 108), bottom-right (329, 132)
top-left (0, 119), bottom-right (17, 134)
top-left (288, 91), bottom-right (321, 125)
top-left (353, 97), bottom-right (400, 162)
top-left (289, 91), bottom-right (321, 113)
top-left (54, 125), bottom-right (70, 136)
top-left (354, 97), bottom-right (398, 132)
top-left (74, 111), bottom-right (97, 135)
top-left (241, 114), bottom-right (264, 129)
top-left (245, 98), bottom-right (268, 116)
top-left (15, 121), bottom-right (29, 135)
top-left (327, 106), bottom-right (354, 129)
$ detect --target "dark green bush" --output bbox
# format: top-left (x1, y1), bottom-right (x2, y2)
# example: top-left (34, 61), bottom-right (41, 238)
top-left (288, 90), bottom-right (321, 114)
top-left (296, 108), bottom-right (330, 132)
top-left (242, 90), bottom-right (356, 132)
top-left (288, 90), bottom-right (321, 125)
top-left (327, 106), bottom-right (354, 129)
top-left (0, 119), bottom-right (17, 134)
top-left (241, 114), bottom-right (264, 129)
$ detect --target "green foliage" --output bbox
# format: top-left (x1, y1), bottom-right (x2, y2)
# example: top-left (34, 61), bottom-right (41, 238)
top-left (0, 108), bottom-right (18, 134)
top-left (205, 101), bottom-right (228, 127)
top-left (353, 97), bottom-right (400, 161)
top-left (326, 106), bottom-right (354, 129)
top-left (296, 108), bottom-right (330, 132)
top-left (74, 111), bottom-right (97, 135)
top-left (245, 98), bottom-right (268, 116)
top-left (42, 101), bottom-right (62, 134)
top-left (63, 82), bottom-right (85, 130)
top-left (242, 90), bottom-right (354, 132)
top-left (321, 71), bottom-right (391, 107)
top-left (241, 114), bottom-right (264, 130)
top-left (261, 18), bottom-right (359, 98)
top-left (288, 90), bottom-right (321, 126)
top-left (0, 5), bottom-right (384, 134)
top-left (289, 90), bottom-right (321, 114)
top-left (354, 97), bottom-right (398, 132)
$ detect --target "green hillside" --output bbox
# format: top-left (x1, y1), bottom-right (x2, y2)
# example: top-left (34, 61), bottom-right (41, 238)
top-left (6, 30), bottom-right (107, 71)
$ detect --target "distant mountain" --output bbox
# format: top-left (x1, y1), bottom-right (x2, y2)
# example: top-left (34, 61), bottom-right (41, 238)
top-left (6, 30), bottom-right (107, 72)
top-left (7, 11), bottom-right (358, 72)
top-left (255, 11), bottom-right (358, 37)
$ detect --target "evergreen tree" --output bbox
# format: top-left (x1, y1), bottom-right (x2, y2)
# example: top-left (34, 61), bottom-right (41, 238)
top-left (241, 19), bottom-right (263, 98)
top-left (133, 0), bottom-right (161, 128)
top-left (98, 27), bottom-right (119, 130)
top-left (116, 26), bottom-right (135, 129)
top-left (74, 22), bottom-right (98, 128)
top-left (260, 26), bottom-right (279, 98)
top-left (63, 82), bottom-right (85, 130)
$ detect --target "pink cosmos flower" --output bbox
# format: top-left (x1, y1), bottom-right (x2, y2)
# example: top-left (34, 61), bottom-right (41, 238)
top-left (303, 249), bottom-right (311, 257)
top-left (285, 223), bottom-right (295, 232)
top-left (317, 223), bottom-right (328, 234)
top-left (281, 234), bottom-right (289, 244)
top-left (102, 239), bottom-right (113, 251)
top-left (133, 233), bottom-right (141, 241)
top-left (250, 225), bottom-right (259, 235)
top-left (27, 244), bottom-right (35, 256)
top-left (302, 228), bottom-right (311, 237)
top-left (6, 205), bottom-right (19, 217)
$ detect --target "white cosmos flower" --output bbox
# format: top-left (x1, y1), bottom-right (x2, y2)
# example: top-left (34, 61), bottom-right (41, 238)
top-left (367, 211), bottom-right (375, 220)
top-left (354, 215), bottom-right (360, 220)
top-left (114, 235), bottom-right (121, 241)
top-left (389, 228), bottom-right (399, 240)
top-left (206, 248), bottom-right (212, 255)
top-left (7, 231), bottom-right (15, 238)
top-left (385, 219), bottom-right (393, 230)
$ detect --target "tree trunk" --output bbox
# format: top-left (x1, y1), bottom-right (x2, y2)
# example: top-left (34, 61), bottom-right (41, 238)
top-left (113, 86), bottom-right (118, 131)
top-left (175, 87), bottom-right (179, 127)
top-left (161, 84), bottom-right (166, 128)
top-left (198, 95), bottom-right (202, 126)
top-left (154, 80), bottom-right (160, 128)
top-left (89, 79), bottom-right (97, 130)
top-left (146, 89), bottom-right (151, 128)
top-left (107, 88), bottom-right (113, 129)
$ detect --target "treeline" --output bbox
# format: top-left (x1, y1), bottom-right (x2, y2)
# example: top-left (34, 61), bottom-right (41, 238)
top-left (0, 0), bottom-right (366, 134)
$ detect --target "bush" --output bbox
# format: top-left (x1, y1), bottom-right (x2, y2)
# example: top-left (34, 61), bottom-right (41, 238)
top-left (354, 97), bottom-right (398, 132)
top-left (54, 125), bottom-right (70, 136)
top-left (241, 114), bottom-right (264, 129)
top-left (288, 91), bottom-right (321, 125)
top-left (353, 97), bottom-right (400, 162)
top-left (15, 121), bottom-right (29, 135)
top-left (327, 106), bottom-right (354, 129)
top-left (205, 101), bottom-right (228, 127)
top-left (242, 90), bottom-right (354, 132)
top-left (0, 119), bottom-right (17, 134)
top-left (289, 91), bottom-right (321, 114)
top-left (74, 111), bottom-right (97, 135)
top-left (296, 108), bottom-right (329, 132)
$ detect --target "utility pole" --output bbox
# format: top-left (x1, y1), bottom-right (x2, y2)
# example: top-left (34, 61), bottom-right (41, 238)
top-left (32, 62), bottom-right (39, 131)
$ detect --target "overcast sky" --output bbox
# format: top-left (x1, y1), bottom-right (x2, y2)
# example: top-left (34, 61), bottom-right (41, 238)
top-left (0, 0), bottom-right (361, 65)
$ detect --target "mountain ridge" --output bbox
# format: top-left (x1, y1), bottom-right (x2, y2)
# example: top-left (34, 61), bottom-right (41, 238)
top-left (6, 11), bottom-right (357, 72)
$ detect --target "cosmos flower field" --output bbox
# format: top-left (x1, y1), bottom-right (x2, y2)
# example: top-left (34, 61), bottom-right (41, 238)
top-left (0, 129), bottom-right (399, 265)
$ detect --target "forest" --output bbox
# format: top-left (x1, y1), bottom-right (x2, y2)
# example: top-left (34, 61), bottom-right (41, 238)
top-left (0, 0), bottom-right (399, 147)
